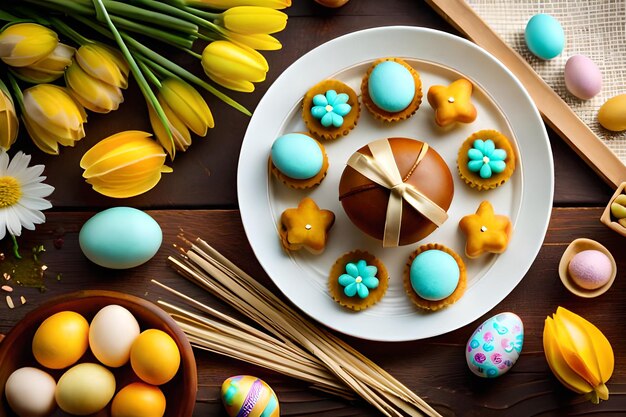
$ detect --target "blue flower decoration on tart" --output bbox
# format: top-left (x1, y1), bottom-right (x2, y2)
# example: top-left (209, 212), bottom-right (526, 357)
top-left (311, 90), bottom-right (352, 128)
top-left (467, 139), bottom-right (507, 179)
top-left (270, 133), bottom-right (323, 179)
top-left (410, 250), bottom-right (459, 301)
top-left (338, 259), bottom-right (379, 299)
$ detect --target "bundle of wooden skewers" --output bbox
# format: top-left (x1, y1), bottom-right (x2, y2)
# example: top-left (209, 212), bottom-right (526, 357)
top-left (155, 233), bottom-right (442, 417)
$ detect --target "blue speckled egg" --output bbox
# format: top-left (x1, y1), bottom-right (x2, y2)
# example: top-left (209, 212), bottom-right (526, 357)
top-left (221, 375), bottom-right (279, 417)
top-left (410, 249), bottom-right (460, 301)
top-left (466, 312), bottom-right (524, 378)
top-left (270, 133), bottom-right (323, 179)
top-left (79, 207), bottom-right (162, 269)
top-left (368, 61), bottom-right (415, 112)
top-left (525, 14), bottom-right (565, 60)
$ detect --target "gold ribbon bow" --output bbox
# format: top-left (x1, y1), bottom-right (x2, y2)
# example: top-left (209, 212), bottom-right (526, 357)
top-left (347, 139), bottom-right (449, 247)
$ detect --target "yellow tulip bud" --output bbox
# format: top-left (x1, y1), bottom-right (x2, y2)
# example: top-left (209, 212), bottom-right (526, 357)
top-left (0, 90), bottom-right (18, 151)
top-left (12, 43), bottom-right (75, 83)
top-left (187, 0), bottom-right (291, 9)
top-left (0, 23), bottom-right (58, 67)
top-left (201, 40), bottom-right (268, 92)
top-left (160, 78), bottom-right (214, 137)
top-left (80, 131), bottom-right (172, 198)
top-left (22, 84), bottom-right (87, 155)
top-left (75, 43), bottom-right (130, 89)
top-left (219, 7), bottom-right (287, 35)
top-left (148, 101), bottom-right (191, 155)
top-left (65, 59), bottom-right (124, 113)
top-left (226, 31), bottom-right (282, 51)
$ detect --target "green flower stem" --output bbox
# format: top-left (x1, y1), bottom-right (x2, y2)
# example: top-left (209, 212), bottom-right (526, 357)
top-left (90, 0), bottom-right (175, 156)
top-left (110, 14), bottom-right (196, 49)
top-left (22, 0), bottom-right (93, 16)
top-left (0, 10), bottom-right (23, 23)
top-left (129, 0), bottom-right (223, 34)
top-left (48, 17), bottom-right (93, 46)
top-left (137, 59), bottom-right (162, 89)
top-left (182, 6), bottom-right (220, 21)
top-left (123, 33), bottom-right (251, 116)
top-left (10, 235), bottom-right (21, 260)
top-left (6, 73), bottom-right (24, 112)
top-left (100, 0), bottom-right (198, 34)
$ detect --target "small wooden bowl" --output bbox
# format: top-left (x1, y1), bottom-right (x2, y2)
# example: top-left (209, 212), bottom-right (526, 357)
top-left (600, 181), bottom-right (626, 237)
top-left (0, 290), bottom-right (197, 417)
top-left (558, 238), bottom-right (617, 298)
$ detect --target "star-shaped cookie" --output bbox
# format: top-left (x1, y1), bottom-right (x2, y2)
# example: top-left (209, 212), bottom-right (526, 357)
top-left (427, 78), bottom-right (477, 127)
top-left (459, 200), bottom-right (512, 258)
top-left (279, 197), bottom-right (335, 254)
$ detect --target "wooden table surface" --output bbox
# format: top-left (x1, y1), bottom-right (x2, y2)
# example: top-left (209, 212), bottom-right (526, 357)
top-left (1, 1), bottom-right (624, 416)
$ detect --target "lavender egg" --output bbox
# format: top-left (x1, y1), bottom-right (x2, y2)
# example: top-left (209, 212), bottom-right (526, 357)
top-left (221, 375), bottom-right (279, 417)
top-left (564, 55), bottom-right (602, 100)
top-left (466, 312), bottom-right (524, 378)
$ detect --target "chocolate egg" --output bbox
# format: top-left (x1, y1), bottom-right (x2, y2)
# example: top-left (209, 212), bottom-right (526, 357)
top-left (339, 138), bottom-right (453, 246)
top-left (221, 375), bottom-right (279, 417)
top-left (564, 55), bottom-right (602, 100)
top-left (466, 312), bottom-right (524, 378)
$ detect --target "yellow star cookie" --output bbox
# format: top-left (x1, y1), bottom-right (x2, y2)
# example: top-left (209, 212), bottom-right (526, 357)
top-left (279, 197), bottom-right (335, 254)
top-left (427, 78), bottom-right (477, 127)
top-left (459, 201), bottom-right (512, 258)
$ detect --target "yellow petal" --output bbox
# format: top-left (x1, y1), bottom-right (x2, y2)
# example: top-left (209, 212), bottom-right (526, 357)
top-left (76, 43), bottom-right (129, 88)
top-left (201, 40), bottom-right (267, 83)
top-left (0, 23), bottom-right (58, 67)
top-left (22, 115), bottom-right (60, 155)
top-left (160, 78), bottom-right (214, 135)
top-left (221, 7), bottom-right (288, 35)
top-left (0, 91), bottom-right (18, 150)
top-left (88, 172), bottom-right (164, 198)
top-left (226, 32), bottom-right (282, 51)
top-left (66, 61), bottom-right (123, 113)
top-left (23, 84), bottom-right (87, 140)
top-left (147, 104), bottom-right (176, 159)
top-left (205, 72), bottom-right (255, 93)
top-left (80, 130), bottom-right (153, 168)
top-left (83, 151), bottom-right (166, 179)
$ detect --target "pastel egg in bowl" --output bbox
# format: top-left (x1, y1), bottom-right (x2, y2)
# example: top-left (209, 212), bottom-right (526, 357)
top-left (0, 290), bottom-right (197, 417)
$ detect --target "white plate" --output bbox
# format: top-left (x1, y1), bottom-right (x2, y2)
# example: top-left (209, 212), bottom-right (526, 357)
top-left (238, 26), bottom-right (553, 342)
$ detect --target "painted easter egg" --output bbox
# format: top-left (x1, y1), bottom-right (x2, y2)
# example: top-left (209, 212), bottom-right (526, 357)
top-left (368, 61), bottom-right (416, 112)
top-left (465, 312), bottom-right (524, 378)
top-left (564, 55), bottom-right (602, 100)
top-left (270, 133), bottom-right (323, 180)
top-left (525, 14), bottom-right (565, 60)
top-left (221, 375), bottom-right (279, 417)
top-left (598, 94), bottom-right (626, 132)
top-left (79, 207), bottom-right (162, 269)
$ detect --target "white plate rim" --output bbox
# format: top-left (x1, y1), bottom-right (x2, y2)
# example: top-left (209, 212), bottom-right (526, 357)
top-left (237, 26), bottom-right (554, 342)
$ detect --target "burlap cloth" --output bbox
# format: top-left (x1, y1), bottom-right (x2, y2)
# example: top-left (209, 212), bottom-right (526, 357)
top-left (467, 0), bottom-right (626, 162)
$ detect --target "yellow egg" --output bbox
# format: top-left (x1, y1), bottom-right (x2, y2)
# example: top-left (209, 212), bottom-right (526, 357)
top-left (111, 382), bottom-right (166, 417)
top-left (32, 311), bottom-right (89, 369)
top-left (130, 329), bottom-right (180, 385)
top-left (55, 363), bottom-right (116, 415)
top-left (598, 94), bottom-right (626, 132)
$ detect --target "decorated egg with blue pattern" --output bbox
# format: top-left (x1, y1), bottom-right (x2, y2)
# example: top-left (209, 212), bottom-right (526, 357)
top-left (465, 312), bottom-right (524, 378)
top-left (221, 375), bottom-right (279, 417)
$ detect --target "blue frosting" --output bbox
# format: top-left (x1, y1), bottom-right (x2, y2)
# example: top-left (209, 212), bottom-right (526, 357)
top-left (368, 61), bottom-right (415, 112)
top-left (410, 250), bottom-right (459, 301)
top-left (270, 133), bottom-right (323, 180)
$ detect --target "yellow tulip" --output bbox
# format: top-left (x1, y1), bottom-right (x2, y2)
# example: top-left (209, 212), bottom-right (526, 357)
top-left (160, 78), bottom-right (214, 136)
top-left (22, 84), bottom-right (87, 155)
top-left (219, 7), bottom-right (288, 35)
top-left (80, 131), bottom-right (172, 198)
top-left (148, 102), bottom-right (190, 156)
top-left (12, 43), bottom-right (75, 83)
top-left (65, 59), bottom-right (124, 113)
top-left (201, 40), bottom-right (268, 92)
top-left (0, 89), bottom-right (18, 151)
top-left (226, 31), bottom-right (282, 51)
top-left (75, 43), bottom-right (130, 89)
top-left (0, 23), bottom-right (58, 67)
top-left (187, 0), bottom-right (291, 9)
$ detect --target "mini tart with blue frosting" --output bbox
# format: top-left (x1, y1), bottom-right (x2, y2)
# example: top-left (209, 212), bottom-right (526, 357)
top-left (328, 250), bottom-right (389, 311)
top-left (361, 57), bottom-right (422, 122)
top-left (403, 243), bottom-right (467, 311)
top-left (457, 129), bottom-right (516, 191)
top-left (302, 79), bottom-right (360, 140)
top-left (269, 132), bottom-right (329, 189)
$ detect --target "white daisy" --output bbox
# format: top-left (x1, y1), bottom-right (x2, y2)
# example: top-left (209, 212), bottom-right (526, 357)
top-left (0, 151), bottom-right (54, 240)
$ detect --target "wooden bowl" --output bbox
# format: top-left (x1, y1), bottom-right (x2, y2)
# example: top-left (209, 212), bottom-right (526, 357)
top-left (600, 181), bottom-right (626, 237)
top-left (558, 238), bottom-right (617, 298)
top-left (0, 290), bottom-right (197, 417)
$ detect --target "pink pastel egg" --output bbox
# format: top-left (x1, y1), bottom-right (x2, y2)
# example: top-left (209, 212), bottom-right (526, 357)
top-left (564, 55), bottom-right (602, 100)
top-left (568, 250), bottom-right (612, 290)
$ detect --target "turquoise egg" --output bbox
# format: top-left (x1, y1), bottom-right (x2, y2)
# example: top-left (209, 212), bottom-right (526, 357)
top-left (270, 133), bottom-right (323, 179)
top-left (466, 312), bottom-right (524, 378)
top-left (525, 14), bottom-right (565, 60)
top-left (410, 249), bottom-right (459, 301)
top-left (221, 375), bottom-right (279, 417)
top-left (368, 61), bottom-right (415, 112)
top-left (79, 207), bottom-right (162, 269)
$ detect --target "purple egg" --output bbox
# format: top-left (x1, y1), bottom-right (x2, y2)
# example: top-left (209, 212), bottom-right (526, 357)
top-left (568, 250), bottom-right (612, 290)
top-left (564, 55), bottom-right (602, 100)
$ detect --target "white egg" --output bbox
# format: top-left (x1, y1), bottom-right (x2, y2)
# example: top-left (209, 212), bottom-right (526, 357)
top-left (89, 304), bottom-right (140, 367)
top-left (5, 367), bottom-right (57, 417)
